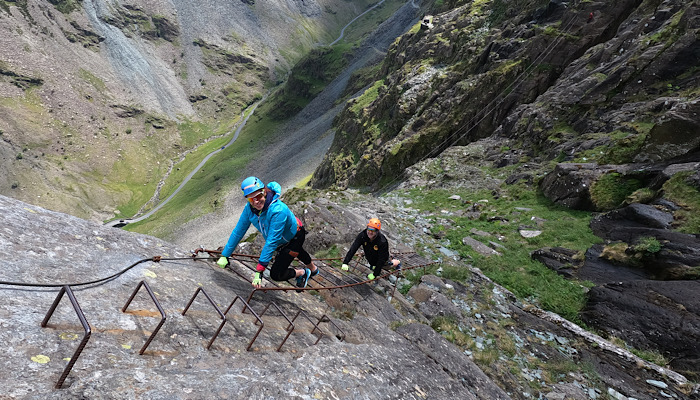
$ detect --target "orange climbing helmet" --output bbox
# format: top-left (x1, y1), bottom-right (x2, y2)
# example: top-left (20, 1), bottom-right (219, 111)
top-left (367, 218), bottom-right (381, 230)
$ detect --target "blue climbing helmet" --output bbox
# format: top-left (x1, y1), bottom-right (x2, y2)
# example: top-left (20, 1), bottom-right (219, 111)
top-left (241, 176), bottom-right (265, 197)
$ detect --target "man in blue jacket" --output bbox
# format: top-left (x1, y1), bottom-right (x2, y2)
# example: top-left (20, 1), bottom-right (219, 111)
top-left (216, 176), bottom-right (318, 289)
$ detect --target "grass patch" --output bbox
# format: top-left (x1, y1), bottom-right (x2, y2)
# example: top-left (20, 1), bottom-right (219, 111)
top-left (331, 0), bottom-right (408, 45)
top-left (398, 265), bottom-right (437, 295)
top-left (155, 117), bottom-right (241, 202)
top-left (103, 145), bottom-right (166, 218)
top-left (314, 244), bottom-right (343, 259)
top-left (157, 136), bottom-right (229, 201)
top-left (400, 184), bottom-right (599, 323)
top-left (266, 43), bottom-right (352, 119)
top-left (78, 68), bottom-right (106, 93)
top-left (590, 173), bottom-right (642, 211)
top-left (125, 107), bottom-right (283, 237)
top-left (295, 173), bottom-right (313, 188)
top-left (349, 79), bottom-right (385, 114)
top-left (431, 316), bottom-right (475, 348)
top-left (663, 171), bottom-right (700, 234)
top-left (610, 336), bottom-right (669, 366)
top-left (439, 264), bottom-right (472, 282)
top-left (599, 132), bottom-right (648, 164)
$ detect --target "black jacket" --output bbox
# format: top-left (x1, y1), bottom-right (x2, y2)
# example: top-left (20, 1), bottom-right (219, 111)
top-left (343, 229), bottom-right (390, 267)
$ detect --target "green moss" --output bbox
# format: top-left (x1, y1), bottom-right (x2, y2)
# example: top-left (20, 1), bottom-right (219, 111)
top-left (340, 63), bottom-right (382, 103)
top-left (540, 23), bottom-right (580, 41)
top-left (625, 187), bottom-right (657, 204)
top-left (590, 173), bottom-right (642, 211)
top-left (647, 9), bottom-right (685, 46)
top-left (593, 72), bottom-right (607, 82)
top-left (630, 348), bottom-right (669, 366)
top-left (493, 59), bottom-right (523, 76)
top-left (389, 142), bottom-right (402, 156)
top-left (633, 236), bottom-right (661, 254)
top-left (663, 172), bottom-right (700, 234)
top-left (349, 80), bottom-right (385, 114)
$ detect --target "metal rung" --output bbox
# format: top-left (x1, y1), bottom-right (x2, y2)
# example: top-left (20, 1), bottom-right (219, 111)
top-left (222, 295), bottom-right (264, 351)
top-left (291, 309), bottom-right (325, 346)
top-left (318, 314), bottom-right (345, 342)
top-left (254, 302), bottom-right (294, 352)
top-left (41, 285), bottom-right (92, 389)
top-left (121, 280), bottom-right (167, 355)
top-left (182, 287), bottom-right (227, 350)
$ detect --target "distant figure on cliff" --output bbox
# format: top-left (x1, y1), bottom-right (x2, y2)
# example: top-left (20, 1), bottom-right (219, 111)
top-left (341, 218), bottom-right (401, 280)
top-left (217, 176), bottom-right (318, 289)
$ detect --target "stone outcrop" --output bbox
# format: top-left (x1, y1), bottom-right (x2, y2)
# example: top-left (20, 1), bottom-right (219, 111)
top-left (590, 203), bottom-right (700, 280)
top-left (540, 160), bottom-right (700, 211)
top-left (0, 194), bottom-right (511, 399)
top-left (582, 278), bottom-right (700, 379)
top-left (544, 200), bottom-right (700, 379)
top-left (530, 247), bottom-right (582, 278)
top-left (539, 163), bottom-right (626, 211)
top-left (313, 0), bottom-right (699, 192)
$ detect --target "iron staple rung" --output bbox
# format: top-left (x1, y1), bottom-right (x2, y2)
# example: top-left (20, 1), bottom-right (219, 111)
top-left (40, 253), bottom-right (430, 389)
top-left (41, 286), bottom-right (92, 389)
top-left (226, 252), bottom-right (435, 292)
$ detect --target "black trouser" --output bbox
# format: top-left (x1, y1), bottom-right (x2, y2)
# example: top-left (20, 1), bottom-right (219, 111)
top-left (370, 260), bottom-right (394, 277)
top-left (270, 228), bottom-right (311, 281)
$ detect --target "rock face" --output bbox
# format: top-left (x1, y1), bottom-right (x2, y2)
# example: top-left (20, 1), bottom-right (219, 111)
top-left (0, 194), bottom-right (509, 399)
top-left (3, 193), bottom-right (699, 399)
top-left (557, 201), bottom-right (700, 379)
top-left (582, 279), bottom-right (700, 378)
top-left (539, 163), bottom-right (622, 211)
top-left (540, 161), bottom-right (700, 211)
top-left (313, 0), bottom-right (699, 191)
top-left (589, 203), bottom-right (700, 280)
top-left (530, 247), bottom-right (582, 278)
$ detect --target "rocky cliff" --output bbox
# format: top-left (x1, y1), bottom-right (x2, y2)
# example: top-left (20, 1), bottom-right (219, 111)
top-left (312, 0), bottom-right (699, 190)
top-left (308, 0), bottom-right (700, 383)
top-left (2, 193), bottom-right (698, 399)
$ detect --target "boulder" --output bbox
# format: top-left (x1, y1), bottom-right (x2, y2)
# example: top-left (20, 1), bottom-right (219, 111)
top-left (581, 280), bottom-right (700, 378)
top-left (539, 163), bottom-right (611, 210)
top-left (462, 236), bottom-right (501, 256)
top-left (531, 247), bottom-right (582, 278)
top-left (589, 203), bottom-right (700, 279)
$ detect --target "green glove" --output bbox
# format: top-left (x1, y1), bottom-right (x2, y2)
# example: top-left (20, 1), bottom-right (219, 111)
top-left (367, 273), bottom-right (375, 280)
top-left (252, 272), bottom-right (262, 287)
top-left (341, 263), bottom-right (349, 271)
top-left (217, 256), bottom-right (228, 268)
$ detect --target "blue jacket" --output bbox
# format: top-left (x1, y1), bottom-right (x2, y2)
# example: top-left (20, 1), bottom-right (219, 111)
top-left (221, 183), bottom-right (297, 264)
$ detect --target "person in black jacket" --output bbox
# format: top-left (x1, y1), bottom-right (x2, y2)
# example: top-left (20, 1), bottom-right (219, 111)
top-left (341, 218), bottom-right (401, 280)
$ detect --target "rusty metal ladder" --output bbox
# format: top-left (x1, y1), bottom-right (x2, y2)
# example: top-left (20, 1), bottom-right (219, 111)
top-left (40, 252), bottom-right (433, 388)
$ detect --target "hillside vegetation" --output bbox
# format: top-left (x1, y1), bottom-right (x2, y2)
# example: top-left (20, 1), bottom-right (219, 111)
top-left (313, 0), bottom-right (699, 191)
top-left (0, 0), bottom-right (381, 221)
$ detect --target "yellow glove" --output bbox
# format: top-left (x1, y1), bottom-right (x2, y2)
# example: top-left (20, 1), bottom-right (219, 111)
top-left (341, 263), bottom-right (349, 271)
top-left (217, 257), bottom-right (228, 268)
top-left (367, 273), bottom-right (375, 280)
top-left (252, 272), bottom-right (262, 288)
